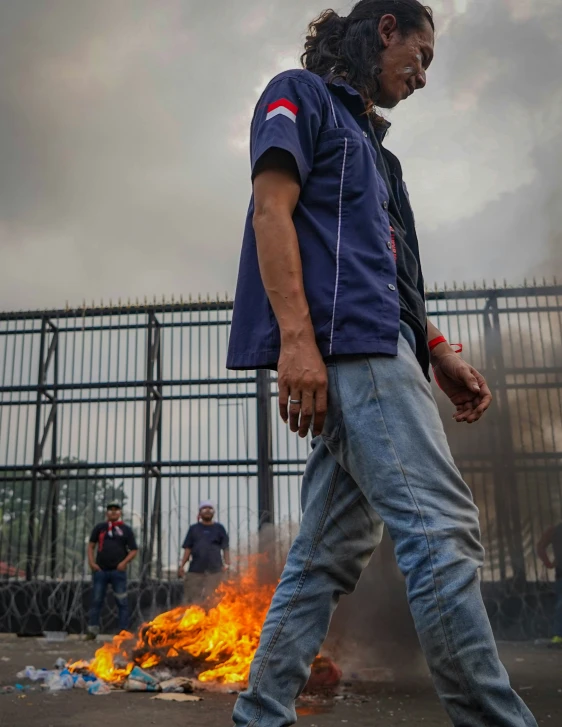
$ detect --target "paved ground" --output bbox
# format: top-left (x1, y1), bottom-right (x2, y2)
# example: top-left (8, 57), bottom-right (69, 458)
top-left (0, 635), bottom-right (560, 726)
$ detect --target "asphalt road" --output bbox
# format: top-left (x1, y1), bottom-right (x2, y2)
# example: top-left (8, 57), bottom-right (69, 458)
top-left (0, 636), bottom-right (560, 726)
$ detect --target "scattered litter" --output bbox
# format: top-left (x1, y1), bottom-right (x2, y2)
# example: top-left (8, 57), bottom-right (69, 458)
top-left (0, 686), bottom-right (15, 694)
top-left (304, 656), bottom-right (342, 692)
top-left (519, 686), bottom-right (534, 691)
top-left (128, 666), bottom-right (159, 687)
top-left (160, 677), bottom-right (194, 694)
top-left (88, 680), bottom-right (112, 696)
top-left (54, 658), bottom-right (67, 670)
top-left (151, 668), bottom-right (173, 682)
top-left (1, 657), bottom-right (10, 662)
top-left (43, 670), bottom-right (74, 692)
top-left (16, 666), bottom-right (48, 682)
top-left (151, 693), bottom-right (202, 702)
top-left (124, 679), bottom-right (160, 692)
top-left (43, 631), bottom-right (68, 643)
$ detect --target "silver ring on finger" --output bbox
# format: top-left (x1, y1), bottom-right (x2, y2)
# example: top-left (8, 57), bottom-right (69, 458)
top-left (289, 399), bottom-right (302, 405)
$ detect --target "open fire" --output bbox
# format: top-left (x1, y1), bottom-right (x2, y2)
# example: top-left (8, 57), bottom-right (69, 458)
top-left (71, 564), bottom-right (276, 686)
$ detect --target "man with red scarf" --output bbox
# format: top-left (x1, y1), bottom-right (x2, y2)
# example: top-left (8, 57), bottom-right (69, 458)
top-left (86, 502), bottom-right (138, 640)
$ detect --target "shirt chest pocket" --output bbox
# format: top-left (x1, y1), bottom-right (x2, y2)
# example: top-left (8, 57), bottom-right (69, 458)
top-left (312, 128), bottom-right (375, 202)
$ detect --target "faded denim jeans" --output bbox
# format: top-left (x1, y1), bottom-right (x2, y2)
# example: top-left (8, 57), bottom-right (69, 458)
top-left (88, 569), bottom-right (129, 633)
top-left (233, 323), bottom-right (536, 727)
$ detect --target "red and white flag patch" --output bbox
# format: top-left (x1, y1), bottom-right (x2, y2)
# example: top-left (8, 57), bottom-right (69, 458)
top-left (266, 98), bottom-right (298, 123)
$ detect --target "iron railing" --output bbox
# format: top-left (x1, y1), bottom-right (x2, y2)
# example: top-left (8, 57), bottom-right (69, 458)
top-left (0, 284), bottom-right (561, 587)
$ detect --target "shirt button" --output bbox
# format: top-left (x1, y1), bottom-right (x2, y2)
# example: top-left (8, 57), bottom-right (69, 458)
top-left (388, 284), bottom-right (396, 292)
top-left (382, 201), bottom-right (389, 210)
top-left (387, 241), bottom-right (392, 250)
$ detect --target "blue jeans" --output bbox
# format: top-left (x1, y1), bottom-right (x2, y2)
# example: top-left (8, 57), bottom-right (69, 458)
top-left (88, 569), bottom-right (129, 633)
top-left (555, 578), bottom-right (562, 637)
top-left (234, 324), bottom-right (536, 727)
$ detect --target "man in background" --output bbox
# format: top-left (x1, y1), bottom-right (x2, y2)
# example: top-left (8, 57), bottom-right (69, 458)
top-left (178, 501), bottom-right (230, 603)
top-left (537, 522), bottom-right (562, 645)
top-left (86, 502), bottom-right (138, 640)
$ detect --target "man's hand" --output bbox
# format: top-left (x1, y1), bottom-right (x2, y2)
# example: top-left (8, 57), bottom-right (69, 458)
top-left (278, 337), bottom-right (328, 438)
top-left (178, 566), bottom-right (185, 579)
top-left (116, 561), bottom-right (127, 572)
top-left (432, 350), bottom-right (492, 424)
top-left (91, 564), bottom-right (101, 573)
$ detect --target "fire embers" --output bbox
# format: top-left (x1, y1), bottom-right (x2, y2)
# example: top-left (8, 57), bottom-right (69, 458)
top-left (69, 562), bottom-right (343, 693)
top-left (70, 564), bottom-right (276, 686)
top-left (304, 656), bottom-right (342, 693)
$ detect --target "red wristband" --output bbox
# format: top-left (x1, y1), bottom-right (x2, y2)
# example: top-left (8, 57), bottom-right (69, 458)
top-left (428, 335), bottom-right (447, 352)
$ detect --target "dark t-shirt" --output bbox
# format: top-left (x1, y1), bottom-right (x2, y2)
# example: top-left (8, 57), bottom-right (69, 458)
top-left (182, 522), bottom-right (229, 574)
top-left (89, 522), bottom-right (138, 571)
top-left (368, 124), bottom-right (428, 368)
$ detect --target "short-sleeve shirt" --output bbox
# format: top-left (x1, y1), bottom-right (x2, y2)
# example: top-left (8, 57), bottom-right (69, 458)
top-left (89, 522), bottom-right (138, 571)
top-left (182, 522), bottom-right (229, 574)
top-left (227, 69), bottom-right (429, 377)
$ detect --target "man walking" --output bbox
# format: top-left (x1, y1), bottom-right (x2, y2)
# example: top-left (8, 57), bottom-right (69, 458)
top-left (178, 501), bottom-right (230, 603)
top-left (86, 502), bottom-right (138, 639)
top-left (537, 522), bottom-right (562, 646)
top-left (227, 1), bottom-right (537, 725)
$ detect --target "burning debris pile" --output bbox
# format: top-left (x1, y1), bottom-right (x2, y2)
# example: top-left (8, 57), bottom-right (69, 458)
top-left (72, 564), bottom-right (277, 691)
top-left (7, 564), bottom-right (341, 698)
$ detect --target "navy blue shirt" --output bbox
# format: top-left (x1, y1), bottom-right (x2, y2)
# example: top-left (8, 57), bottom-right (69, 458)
top-left (227, 70), bottom-right (429, 376)
top-left (182, 522), bottom-right (229, 574)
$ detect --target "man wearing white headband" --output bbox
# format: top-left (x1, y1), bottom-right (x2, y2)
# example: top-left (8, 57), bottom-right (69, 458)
top-left (178, 501), bottom-right (230, 603)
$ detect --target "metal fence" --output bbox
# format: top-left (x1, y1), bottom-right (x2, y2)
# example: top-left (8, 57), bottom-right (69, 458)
top-left (0, 284), bottom-right (561, 632)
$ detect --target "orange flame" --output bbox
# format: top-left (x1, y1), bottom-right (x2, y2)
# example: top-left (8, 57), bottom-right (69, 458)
top-left (72, 564), bottom-right (276, 685)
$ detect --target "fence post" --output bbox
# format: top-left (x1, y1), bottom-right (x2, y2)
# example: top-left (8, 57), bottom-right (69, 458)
top-left (256, 370), bottom-right (274, 529)
top-left (484, 296), bottom-right (526, 586)
top-left (27, 319), bottom-right (59, 580)
top-left (142, 311), bottom-right (163, 581)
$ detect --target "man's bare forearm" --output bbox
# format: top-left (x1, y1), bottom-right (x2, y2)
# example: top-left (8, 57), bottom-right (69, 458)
top-left (180, 548), bottom-right (191, 569)
top-left (253, 209), bottom-right (315, 343)
top-left (87, 543), bottom-right (96, 568)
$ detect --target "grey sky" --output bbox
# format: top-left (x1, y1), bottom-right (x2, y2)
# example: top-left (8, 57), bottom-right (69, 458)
top-left (0, 0), bottom-right (560, 311)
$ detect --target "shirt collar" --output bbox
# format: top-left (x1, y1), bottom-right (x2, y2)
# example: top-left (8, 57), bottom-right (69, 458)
top-left (323, 73), bottom-right (392, 140)
top-left (323, 73), bottom-right (363, 112)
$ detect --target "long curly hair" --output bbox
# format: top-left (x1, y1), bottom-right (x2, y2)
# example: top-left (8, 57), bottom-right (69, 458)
top-left (301, 0), bottom-right (434, 112)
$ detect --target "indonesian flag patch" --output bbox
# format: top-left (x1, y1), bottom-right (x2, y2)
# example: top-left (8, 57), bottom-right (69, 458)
top-left (266, 98), bottom-right (298, 123)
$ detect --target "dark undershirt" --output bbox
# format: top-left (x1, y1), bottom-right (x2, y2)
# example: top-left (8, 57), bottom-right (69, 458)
top-left (367, 126), bottom-right (428, 364)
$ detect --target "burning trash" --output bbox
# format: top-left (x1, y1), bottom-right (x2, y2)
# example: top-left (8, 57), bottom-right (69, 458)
top-left (7, 562), bottom-right (340, 699)
top-left (70, 563), bottom-right (276, 687)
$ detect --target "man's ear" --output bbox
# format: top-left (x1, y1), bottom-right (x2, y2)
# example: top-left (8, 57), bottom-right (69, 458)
top-left (378, 13), bottom-right (398, 49)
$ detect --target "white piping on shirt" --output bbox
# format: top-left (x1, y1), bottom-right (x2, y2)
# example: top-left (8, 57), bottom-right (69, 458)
top-left (329, 137), bottom-right (348, 355)
top-left (328, 94), bottom-right (338, 128)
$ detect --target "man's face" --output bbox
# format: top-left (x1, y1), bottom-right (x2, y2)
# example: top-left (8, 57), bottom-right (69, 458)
top-left (375, 15), bottom-right (434, 109)
top-left (200, 507), bottom-right (214, 523)
top-left (107, 507), bottom-right (121, 522)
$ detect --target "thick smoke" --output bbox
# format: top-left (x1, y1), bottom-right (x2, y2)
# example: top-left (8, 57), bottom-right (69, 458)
top-left (0, 0), bottom-right (560, 311)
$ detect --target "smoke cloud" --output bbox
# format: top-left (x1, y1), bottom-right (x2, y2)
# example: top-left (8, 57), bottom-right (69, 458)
top-left (0, 0), bottom-right (560, 311)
